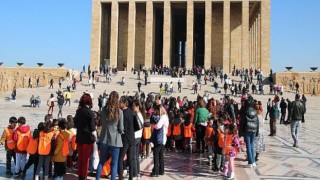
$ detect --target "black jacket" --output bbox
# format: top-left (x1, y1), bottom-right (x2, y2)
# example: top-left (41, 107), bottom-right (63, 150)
top-left (74, 106), bottom-right (96, 144)
top-left (122, 108), bottom-right (135, 146)
top-left (290, 100), bottom-right (305, 120)
top-left (239, 107), bottom-right (259, 137)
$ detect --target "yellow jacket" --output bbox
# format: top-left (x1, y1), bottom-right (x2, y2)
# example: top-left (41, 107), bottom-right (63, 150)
top-left (65, 92), bottom-right (71, 99)
top-left (52, 130), bottom-right (71, 162)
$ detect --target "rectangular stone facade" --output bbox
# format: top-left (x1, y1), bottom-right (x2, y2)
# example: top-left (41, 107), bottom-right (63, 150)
top-left (90, 0), bottom-right (270, 74)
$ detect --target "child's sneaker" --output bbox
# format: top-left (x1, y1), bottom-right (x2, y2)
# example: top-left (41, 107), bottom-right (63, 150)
top-left (228, 172), bottom-right (235, 179)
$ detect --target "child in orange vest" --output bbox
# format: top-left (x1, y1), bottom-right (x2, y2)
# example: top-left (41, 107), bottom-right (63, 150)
top-left (52, 119), bottom-right (71, 179)
top-left (213, 118), bottom-right (225, 172)
top-left (142, 113), bottom-right (152, 158)
top-left (221, 124), bottom-right (240, 179)
top-left (22, 122), bottom-right (44, 178)
top-left (183, 113), bottom-right (194, 153)
top-left (13, 117), bottom-right (31, 178)
top-left (0, 116), bottom-right (17, 175)
top-left (35, 121), bottom-right (56, 180)
top-left (172, 110), bottom-right (184, 152)
top-left (205, 119), bottom-right (214, 165)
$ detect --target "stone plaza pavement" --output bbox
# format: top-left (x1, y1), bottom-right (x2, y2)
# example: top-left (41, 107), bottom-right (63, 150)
top-left (0, 71), bottom-right (319, 179)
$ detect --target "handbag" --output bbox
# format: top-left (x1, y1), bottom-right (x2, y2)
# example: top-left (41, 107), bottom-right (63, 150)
top-left (133, 115), bottom-right (143, 132)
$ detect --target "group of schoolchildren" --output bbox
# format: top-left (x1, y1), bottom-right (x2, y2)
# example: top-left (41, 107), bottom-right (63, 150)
top-left (144, 97), bottom-right (241, 180)
top-left (1, 115), bottom-right (76, 180)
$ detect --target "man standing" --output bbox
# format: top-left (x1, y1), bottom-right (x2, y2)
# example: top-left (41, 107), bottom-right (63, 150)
top-left (170, 82), bottom-right (173, 94)
top-left (295, 82), bottom-right (300, 94)
top-left (265, 98), bottom-right (271, 120)
top-left (269, 96), bottom-right (279, 136)
top-left (178, 80), bottom-right (181, 93)
top-left (290, 94), bottom-right (305, 148)
top-left (57, 92), bottom-right (65, 118)
top-left (49, 78), bottom-right (54, 89)
top-left (137, 81), bottom-right (142, 93)
top-left (280, 98), bottom-right (287, 124)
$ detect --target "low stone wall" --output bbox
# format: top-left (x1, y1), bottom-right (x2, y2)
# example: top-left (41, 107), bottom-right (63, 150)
top-left (273, 71), bottom-right (320, 95)
top-left (0, 66), bottom-right (69, 93)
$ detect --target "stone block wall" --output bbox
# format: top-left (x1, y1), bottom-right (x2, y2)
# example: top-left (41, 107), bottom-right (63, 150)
top-left (273, 72), bottom-right (320, 95)
top-left (0, 67), bottom-right (69, 93)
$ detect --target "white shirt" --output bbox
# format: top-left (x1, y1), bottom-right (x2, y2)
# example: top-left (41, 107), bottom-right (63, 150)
top-left (135, 112), bottom-right (144, 139)
top-left (155, 114), bottom-right (169, 145)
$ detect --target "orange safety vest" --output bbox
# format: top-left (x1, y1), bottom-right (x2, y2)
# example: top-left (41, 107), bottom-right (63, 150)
top-left (38, 131), bottom-right (54, 155)
top-left (223, 134), bottom-right (234, 155)
top-left (218, 129), bottom-right (225, 148)
top-left (173, 122), bottom-right (182, 136)
top-left (26, 137), bottom-right (38, 154)
top-left (5, 128), bottom-right (15, 150)
top-left (143, 126), bottom-right (152, 140)
top-left (71, 135), bottom-right (77, 151)
top-left (58, 133), bottom-right (70, 157)
top-left (205, 126), bottom-right (214, 145)
top-left (16, 130), bottom-right (31, 151)
top-left (183, 123), bottom-right (192, 138)
top-left (167, 124), bottom-right (172, 137)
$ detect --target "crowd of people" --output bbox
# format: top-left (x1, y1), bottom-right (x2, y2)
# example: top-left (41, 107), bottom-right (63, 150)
top-left (1, 65), bottom-right (308, 180)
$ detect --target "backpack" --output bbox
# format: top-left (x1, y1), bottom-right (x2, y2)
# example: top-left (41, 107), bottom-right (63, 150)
top-left (16, 131), bottom-right (31, 151)
top-left (38, 132), bottom-right (55, 155)
top-left (26, 137), bottom-right (38, 155)
top-left (58, 133), bottom-right (70, 157)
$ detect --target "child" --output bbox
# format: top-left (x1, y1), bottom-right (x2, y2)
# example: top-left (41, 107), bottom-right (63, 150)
top-left (172, 110), bottom-right (184, 152)
top-left (183, 113), bottom-right (193, 153)
top-left (142, 113), bottom-right (152, 158)
top-left (66, 115), bottom-right (77, 171)
top-left (52, 119), bottom-right (71, 180)
top-left (205, 119), bottom-right (214, 166)
top-left (13, 117), bottom-right (31, 178)
top-left (35, 121), bottom-right (55, 180)
top-left (0, 117), bottom-right (18, 175)
top-left (213, 118), bottom-right (225, 172)
top-left (221, 124), bottom-right (240, 179)
top-left (23, 122), bottom-right (44, 178)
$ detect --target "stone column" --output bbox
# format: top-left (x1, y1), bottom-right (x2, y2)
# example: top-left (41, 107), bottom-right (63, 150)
top-left (144, 0), bottom-right (153, 69)
top-left (261, 0), bottom-right (271, 75)
top-left (223, 0), bottom-right (230, 73)
top-left (110, 0), bottom-right (119, 68)
top-left (127, 0), bottom-right (136, 70)
top-left (90, 0), bottom-right (101, 70)
top-left (241, 0), bottom-right (249, 70)
top-left (204, 0), bottom-right (212, 69)
top-left (257, 13), bottom-right (261, 70)
top-left (186, 0), bottom-right (194, 69)
top-left (163, 0), bottom-right (171, 67)
top-left (253, 17), bottom-right (256, 69)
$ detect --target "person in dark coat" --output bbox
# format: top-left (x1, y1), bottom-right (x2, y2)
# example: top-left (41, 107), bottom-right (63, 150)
top-left (239, 99), bottom-right (259, 168)
top-left (118, 96), bottom-right (135, 180)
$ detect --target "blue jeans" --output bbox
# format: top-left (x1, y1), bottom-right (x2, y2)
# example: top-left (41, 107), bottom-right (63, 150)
top-left (244, 132), bottom-right (256, 164)
top-left (96, 143), bottom-right (120, 180)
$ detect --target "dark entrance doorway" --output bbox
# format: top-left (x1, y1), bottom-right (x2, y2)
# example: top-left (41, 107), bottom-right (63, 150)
top-left (154, 3), bottom-right (164, 67)
top-left (194, 3), bottom-right (205, 67)
top-left (171, 3), bottom-right (187, 68)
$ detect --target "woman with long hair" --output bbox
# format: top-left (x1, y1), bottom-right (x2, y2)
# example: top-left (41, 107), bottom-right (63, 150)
top-left (96, 91), bottom-right (124, 180)
top-left (254, 101), bottom-right (265, 162)
top-left (150, 105), bottom-right (169, 177)
top-left (132, 100), bottom-right (146, 179)
top-left (74, 93), bottom-right (96, 180)
top-left (194, 97), bottom-right (210, 153)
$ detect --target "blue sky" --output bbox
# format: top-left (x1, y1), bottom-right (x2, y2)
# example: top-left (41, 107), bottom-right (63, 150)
top-left (0, 0), bottom-right (319, 72)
